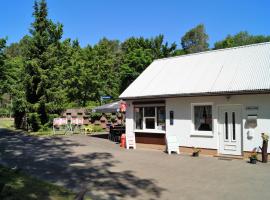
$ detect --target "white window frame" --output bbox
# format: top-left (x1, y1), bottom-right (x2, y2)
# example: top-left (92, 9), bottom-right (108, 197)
top-left (191, 102), bottom-right (214, 137)
top-left (134, 104), bottom-right (166, 134)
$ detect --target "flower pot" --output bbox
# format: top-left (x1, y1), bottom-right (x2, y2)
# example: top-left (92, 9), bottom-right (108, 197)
top-left (192, 152), bottom-right (199, 157)
top-left (250, 157), bottom-right (257, 164)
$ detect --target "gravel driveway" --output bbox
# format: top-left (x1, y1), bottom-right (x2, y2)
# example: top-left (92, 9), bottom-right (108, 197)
top-left (0, 128), bottom-right (269, 200)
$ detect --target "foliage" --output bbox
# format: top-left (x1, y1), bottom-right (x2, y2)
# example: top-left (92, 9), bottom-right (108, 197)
top-left (181, 24), bottom-right (209, 54)
top-left (261, 133), bottom-right (269, 142)
top-left (249, 151), bottom-right (258, 160)
top-left (28, 112), bottom-right (41, 132)
top-left (0, 164), bottom-right (76, 200)
top-left (192, 147), bottom-right (201, 153)
top-left (214, 31), bottom-right (270, 49)
top-left (90, 112), bottom-right (102, 122)
top-left (111, 115), bottom-right (117, 123)
top-left (0, 118), bottom-right (14, 129)
top-left (0, 38), bottom-right (7, 94)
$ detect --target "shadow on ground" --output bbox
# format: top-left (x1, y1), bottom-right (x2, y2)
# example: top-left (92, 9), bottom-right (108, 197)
top-left (0, 129), bottom-right (164, 200)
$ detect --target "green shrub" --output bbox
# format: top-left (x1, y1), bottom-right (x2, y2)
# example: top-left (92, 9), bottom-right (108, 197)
top-left (92, 124), bottom-right (104, 132)
top-left (28, 113), bottom-right (41, 132)
top-left (90, 112), bottom-right (102, 122)
top-left (105, 113), bottom-right (112, 120)
top-left (111, 115), bottom-right (117, 123)
top-left (47, 114), bottom-right (59, 127)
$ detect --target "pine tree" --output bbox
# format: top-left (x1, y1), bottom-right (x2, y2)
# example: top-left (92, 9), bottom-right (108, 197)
top-left (0, 38), bottom-right (7, 95)
top-left (23, 0), bottom-right (64, 127)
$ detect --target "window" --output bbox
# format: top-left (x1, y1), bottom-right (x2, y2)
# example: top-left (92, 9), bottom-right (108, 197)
top-left (144, 107), bottom-right (155, 117)
top-left (193, 105), bottom-right (212, 131)
top-left (134, 106), bottom-right (166, 131)
top-left (144, 107), bottom-right (156, 129)
top-left (134, 107), bottom-right (143, 129)
top-left (232, 112), bottom-right (236, 141)
top-left (225, 112), bottom-right (228, 140)
top-left (157, 107), bottom-right (166, 130)
top-left (145, 118), bottom-right (155, 129)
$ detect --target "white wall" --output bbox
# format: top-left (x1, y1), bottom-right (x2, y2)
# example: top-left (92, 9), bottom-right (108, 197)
top-left (166, 94), bottom-right (270, 153)
top-left (125, 100), bottom-right (134, 136)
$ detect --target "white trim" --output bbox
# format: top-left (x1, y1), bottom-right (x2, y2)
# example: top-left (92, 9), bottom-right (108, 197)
top-left (217, 104), bottom-right (243, 155)
top-left (191, 102), bottom-right (214, 137)
top-left (134, 105), bottom-right (166, 132)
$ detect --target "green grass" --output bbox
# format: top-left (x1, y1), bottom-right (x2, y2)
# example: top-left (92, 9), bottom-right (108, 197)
top-left (0, 118), bottom-right (104, 137)
top-left (0, 165), bottom-right (76, 200)
top-left (0, 118), bottom-right (14, 129)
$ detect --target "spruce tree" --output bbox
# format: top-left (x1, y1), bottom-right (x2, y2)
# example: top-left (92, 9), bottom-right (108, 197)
top-left (24, 0), bottom-right (63, 127)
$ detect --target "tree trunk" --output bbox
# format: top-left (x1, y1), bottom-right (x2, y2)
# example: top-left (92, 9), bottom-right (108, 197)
top-left (262, 140), bottom-right (268, 163)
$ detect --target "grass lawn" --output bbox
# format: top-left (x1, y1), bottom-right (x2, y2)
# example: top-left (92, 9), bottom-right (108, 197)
top-left (0, 165), bottom-right (76, 200)
top-left (0, 118), bottom-right (14, 129)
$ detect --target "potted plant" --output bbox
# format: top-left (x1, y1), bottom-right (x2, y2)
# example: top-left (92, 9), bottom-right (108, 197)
top-left (192, 147), bottom-right (201, 157)
top-left (249, 151), bottom-right (258, 164)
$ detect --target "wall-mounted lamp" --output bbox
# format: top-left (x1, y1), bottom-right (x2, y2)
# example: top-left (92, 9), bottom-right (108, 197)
top-left (225, 95), bottom-right (231, 101)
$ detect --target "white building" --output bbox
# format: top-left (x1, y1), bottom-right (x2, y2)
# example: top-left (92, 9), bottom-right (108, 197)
top-left (120, 42), bottom-right (270, 157)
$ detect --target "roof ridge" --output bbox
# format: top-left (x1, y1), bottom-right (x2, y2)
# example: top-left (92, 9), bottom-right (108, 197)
top-left (154, 42), bottom-right (270, 62)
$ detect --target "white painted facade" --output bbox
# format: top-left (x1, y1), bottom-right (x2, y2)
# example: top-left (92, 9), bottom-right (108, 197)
top-left (125, 94), bottom-right (270, 154)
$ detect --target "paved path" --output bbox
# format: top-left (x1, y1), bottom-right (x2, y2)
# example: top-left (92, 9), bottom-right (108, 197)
top-left (0, 128), bottom-right (270, 200)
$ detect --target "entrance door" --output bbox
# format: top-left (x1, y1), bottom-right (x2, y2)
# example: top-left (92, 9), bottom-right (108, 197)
top-left (218, 105), bottom-right (242, 155)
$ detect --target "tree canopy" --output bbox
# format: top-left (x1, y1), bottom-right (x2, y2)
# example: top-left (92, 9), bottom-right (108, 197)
top-left (181, 24), bottom-right (209, 54)
top-left (214, 31), bottom-right (270, 49)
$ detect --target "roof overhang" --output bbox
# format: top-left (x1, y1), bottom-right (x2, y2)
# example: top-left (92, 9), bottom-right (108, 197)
top-left (120, 89), bottom-right (270, 100)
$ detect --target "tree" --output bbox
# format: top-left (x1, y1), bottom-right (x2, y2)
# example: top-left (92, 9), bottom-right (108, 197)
top-left (181, 24), bottom-right (209, 54)
top-left (119, 35), bottom-right (177, 92)
top-left (0, 38), bottom-right (7, 95)
top-left (20, 0), bottom-right (64, 127)
top-left (90, 38), bottom-right (122, 103)
top-left (214, 31), bottom-right (270, 49)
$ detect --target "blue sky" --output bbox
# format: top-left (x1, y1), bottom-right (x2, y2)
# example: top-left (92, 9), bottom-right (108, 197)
top-left (1, 0), bottom-right (270, 48)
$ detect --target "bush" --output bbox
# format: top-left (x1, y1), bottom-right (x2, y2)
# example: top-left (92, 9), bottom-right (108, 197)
top-left (84, 124), bottom-right (104, 133)
top-left (47, 114), bottom-right (59, 127)
top-left (111, 115), bottom-right (117, 123)
top-left (92, 124), bottom-right (104, 132)
top-left (28, 113), bottom-right (41, 132)
top-left (90, 112), bottom-right (102, 122)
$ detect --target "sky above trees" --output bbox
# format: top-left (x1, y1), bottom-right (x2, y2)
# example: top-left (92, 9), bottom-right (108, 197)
top-left (1, 0), bottom-right (270, 47)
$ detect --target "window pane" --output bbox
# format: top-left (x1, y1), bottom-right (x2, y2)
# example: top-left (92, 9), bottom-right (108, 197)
top-left (145, 118), bottom-right (155, 129)
top-left (225, 112), bottom-right (228, 140)
top-left (232, 112), bottom-right (236, 140)
top-left (157, 106), bottom-right (166, 130)
top-left (194, 105), bottom-right (212, 131)
top-left (144, 107), bottom-right (155, 117)
top-left (134, 107), bottom-right (143, 129)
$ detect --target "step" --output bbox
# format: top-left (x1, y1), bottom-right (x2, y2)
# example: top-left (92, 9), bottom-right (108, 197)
top-left (214, 154), bottom-right (244, 160)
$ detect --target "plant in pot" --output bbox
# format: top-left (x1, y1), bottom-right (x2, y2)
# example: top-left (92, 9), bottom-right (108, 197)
top-left (249, 151), bottom-right (258, 164)
top-left (192, 147), bottom-right (201, 157)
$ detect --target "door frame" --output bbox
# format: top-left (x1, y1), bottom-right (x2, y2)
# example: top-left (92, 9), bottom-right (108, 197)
top-left (217, 104), bottom-right (243, 155)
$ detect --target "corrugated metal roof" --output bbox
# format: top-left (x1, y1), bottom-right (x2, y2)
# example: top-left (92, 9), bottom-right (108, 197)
top-left (120, 42), bottom-right (270, 99)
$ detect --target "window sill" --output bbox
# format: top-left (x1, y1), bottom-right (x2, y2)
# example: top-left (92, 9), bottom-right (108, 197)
top-left (190, 131), bottom-right (214, 137)
top-left (134, 129), bottom-right (166, 134)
